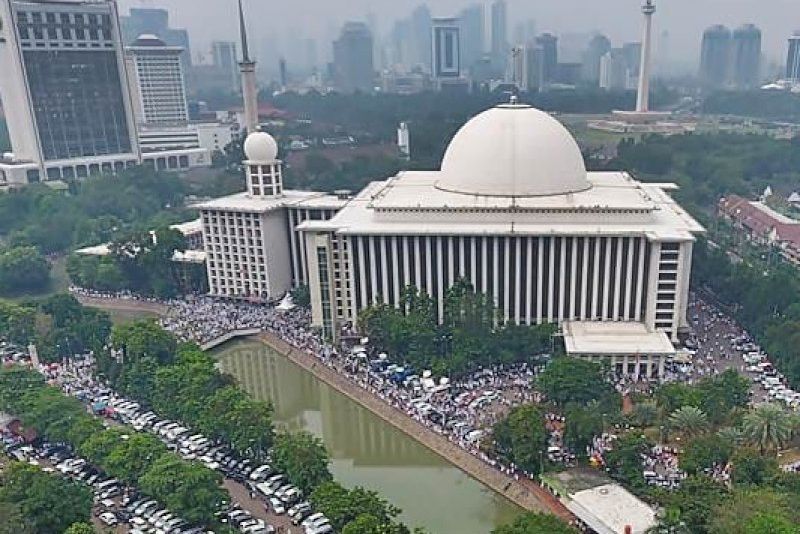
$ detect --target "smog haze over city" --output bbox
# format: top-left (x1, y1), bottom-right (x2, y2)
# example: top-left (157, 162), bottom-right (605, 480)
top-left (119, 0), bottom-right (797, 74)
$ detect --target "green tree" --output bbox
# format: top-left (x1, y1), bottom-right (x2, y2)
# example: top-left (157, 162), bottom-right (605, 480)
top-left (633, 401), bottom-right (659, 428)
top-left (0, 463), bottom-right (92, 534)
top-left (709, 487), bottom-right (800, 534)
top-left (63, 523), bottom-right (96, 534)
top-left (669, 406), bottom-right (709, 438)
top-left (0, 300), bottom-right (36, 345)
top-left (138, 454), bottom-right (227, 525)
top-left (310, 481), bottom-right (402, 532)
top-left (79, 429), bottom-right (129, 467)
top-left (537, 357), bottom-right (620, 411)
top-left (660, 476), bottom-right (729, 534)
top-left (492, 512), bottom-right (576, 534)
top-left (730, 448), bottom-right (779, 486)
top-left (0, 502), bottom-right (32, 534)
top-left (742, 403), bottom-right (794, 455)
top-left (681, 434), bottom-right (733, 475)
top-left (272, 431), bottom-right (332, 494)
top-left (110, 319), bottom-right (177, 365)
top-left (564, 403), bottom-right (603, 458)
top-left (604, 433), bottom-right (652, 494)
top-left (0, 246), bottom-right (50, 295)
top-left (490, 405), bottom-right (547, 475)
top-left (104, 433), bottom-right (169, 484)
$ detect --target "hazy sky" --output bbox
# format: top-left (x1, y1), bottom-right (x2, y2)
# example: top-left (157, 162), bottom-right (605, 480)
top-left (118, 0), bottom-right (798, 68)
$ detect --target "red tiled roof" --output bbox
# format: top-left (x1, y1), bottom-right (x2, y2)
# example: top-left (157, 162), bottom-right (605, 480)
top-left (719, 195), bottom-right (800, 248)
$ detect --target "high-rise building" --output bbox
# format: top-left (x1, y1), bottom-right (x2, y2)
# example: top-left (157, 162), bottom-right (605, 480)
top-left (211, 41), bottom-right (240, 90)
top-left (458, 4), bottom-right (484, 71)
top-left (700, 25), bottom-right (732, 88)
top-left (125, 35), bottom-right (189, 127)
top-left (731, 24), bottom-right (761, 89)
top-left (0, 0), bottom-right (139, 183)
top-left (490, 0), bottom-right (508, 69)
top-left (787, 32), bottom-right (800, 82)
top-left (582, 34), bottom-right (612, 85)
top-left (411, 5), bottom-right (433, 72)
top-left (332, 22), bottom-right (375, 93)
top-left (121, 8), bottom-right (192, 73)
top-left (432, 17), bottom-right (461, 81)
top-left (600, 49), bottom-right (628, 90)
top-left (536, 33), bottom-right (558, 87)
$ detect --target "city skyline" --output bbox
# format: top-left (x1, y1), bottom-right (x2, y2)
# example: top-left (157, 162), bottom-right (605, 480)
top-left (117, 0), bottom-right (797, 71)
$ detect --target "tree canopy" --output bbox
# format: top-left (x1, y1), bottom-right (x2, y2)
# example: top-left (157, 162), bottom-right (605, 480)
top-left (489, 405), bottom-right (548, 475)
top-left (492, 512), bottom-right (576, 534)
top-left (272, 431), bottom-right (332, 494)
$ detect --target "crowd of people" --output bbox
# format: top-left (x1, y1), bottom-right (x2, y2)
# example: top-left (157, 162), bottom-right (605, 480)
top-left (61, 286), bottom-right (799, 490)
top-left (160, 296), bottom-right (275, 345)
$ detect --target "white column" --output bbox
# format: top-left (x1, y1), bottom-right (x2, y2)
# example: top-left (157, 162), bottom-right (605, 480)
top-left (358, 236), bottom-right (368, 309)
top-left (380, 236), bottom-right (390, 303)
top-left (414, 236), bottom-right (422, 288)
top-left (635, 238), bottom-right (646, 322)
top-left (448, 236), bottom-right (455, 287)
top-left (603, 238), bottom-right (612, 320)
top-left (570, 237), bottom-right (578, 320)
top-left (676, 241), bottom-right (694, 336)
top-left (402, 236), bottom-right (410, 289)
top-left (287, 210), bottom-right (299, 286)
top-left (591, 238), bottom-right (601, 319)
top-left (547, 238), bottom-right (555, 322)
top-left (558, 237), bottom-right (567, 322)
top-left (515, 237), bottom-right (522, 324)
top-left (391, 236), bottom-right (400, 307)
top-left (581, 238), bottom-right (589, 320)
top-left (470, 237), bottom-right (477, 287)
top-left (526, 237), bottom-right (533, 324)
top-left (624, 237), bottom-right (635, 320)
top-left (436, 237), bottom-right (445, 322)
top-left (504, 237), bottom-right (511, 321)
top-left (459, 236), bottom-right (466, 277)
top-left (369, 236), bottom-right (379, 305)
top-left (493, 238), bottom-right (500, 308)
top-left (537, 238), bottom-right (544, 324)
top-left (613, 238), bottom-right (623, 320)
top-left (481, 237), bottom-right (488, 295)
top-left (425, 237), bottom-right (433, 298)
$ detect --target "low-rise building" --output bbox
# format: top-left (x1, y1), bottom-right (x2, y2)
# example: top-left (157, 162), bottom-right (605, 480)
top-left (718, 194), bottom-right (800, 265)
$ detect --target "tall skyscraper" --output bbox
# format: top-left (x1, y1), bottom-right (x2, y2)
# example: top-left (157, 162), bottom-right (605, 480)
top-left (600, 49), bottom-right (628, 90)
top-left (490, 0), bottom-right (508, 69)
top-left (125, 35), bottom-right (189, 127)
top-left (582, 34), bottom-right (612, 85)
top-left (432, 17), bottom-right (461, 81)
top-left (0, 0), bottom-right (139, 182)
top-left (120, 8), bottom-right (192, 73)
top-left (411, 5), bottom-right (433, 72)
top-left (731, 24), bottom-right (761, 89)
top-left (458, 4), bottom-right (484, 71)
top-left (332, 22), bottom-right (374, 93)
top-left (212, 41), bottom-right (240, 90)
top-left (535, 33), bottom-right (558, 87)
top-left (787, 32), bottom-right (800, 82)
top-left (700, 25), bottom-right (732, 88)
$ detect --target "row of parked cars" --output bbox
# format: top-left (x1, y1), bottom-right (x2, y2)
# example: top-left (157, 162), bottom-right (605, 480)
top-left (96, 394), bottom-right (332, 533)
top-left (2, 434), bottom-right (204, 534)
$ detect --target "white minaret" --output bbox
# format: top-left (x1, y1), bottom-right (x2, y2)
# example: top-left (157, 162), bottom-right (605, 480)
top-left (636, 0), bottom-right (656, 113)
top-left (238, 0), bottom-right (259, 133)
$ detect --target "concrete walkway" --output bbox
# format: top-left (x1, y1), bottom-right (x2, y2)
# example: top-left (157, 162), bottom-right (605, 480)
top-left (257, 332), bottom-right (575, 522)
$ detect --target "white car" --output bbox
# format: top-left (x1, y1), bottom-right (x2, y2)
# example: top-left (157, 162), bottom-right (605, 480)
top-left (99, 512), bottom-right (118, 526)
top-left (269, 497), bottom-right (286, 515)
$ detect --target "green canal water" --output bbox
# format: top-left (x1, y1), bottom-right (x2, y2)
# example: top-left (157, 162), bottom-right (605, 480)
top-left (214, 339), bottom-right (524, 534)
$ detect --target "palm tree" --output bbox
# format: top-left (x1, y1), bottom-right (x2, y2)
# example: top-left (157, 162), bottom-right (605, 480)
top-left (717, 426), bottom-right (744, 447)
top-left (742, 403), bottom-right (794, 455)
top-left (669, 406), bottom-right (708, 438)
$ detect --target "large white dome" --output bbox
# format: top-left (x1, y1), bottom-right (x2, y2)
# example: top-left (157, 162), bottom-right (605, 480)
top-left (436, 104), bottom-right (590, 197)
top-left (243, 131), bottom-right (278, 162)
